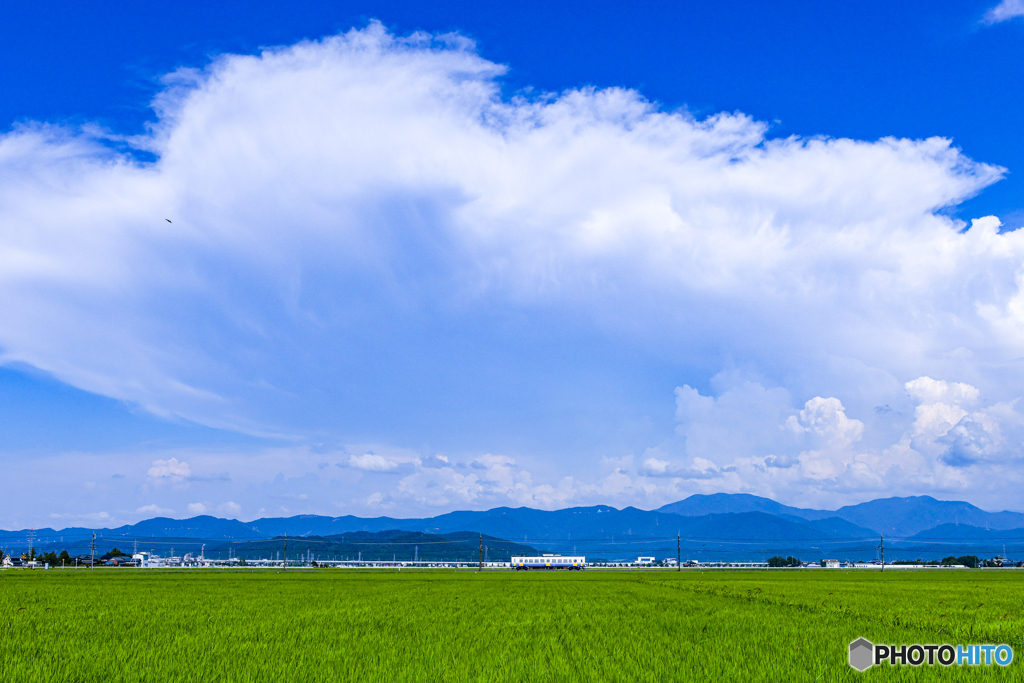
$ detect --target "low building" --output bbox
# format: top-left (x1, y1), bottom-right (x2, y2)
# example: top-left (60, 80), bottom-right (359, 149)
top-left (823, 559), bottom-right (840, 568)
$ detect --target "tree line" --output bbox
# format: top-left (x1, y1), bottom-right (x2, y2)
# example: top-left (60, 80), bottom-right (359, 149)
top-left (1, 547), bottom-right (129, 566)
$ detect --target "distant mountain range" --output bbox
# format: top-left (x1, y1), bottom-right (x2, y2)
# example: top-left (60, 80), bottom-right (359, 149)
top-left (657, 493), bottom-right (1024, 537)
top-left (4, 494), bottom-right (1023, 562)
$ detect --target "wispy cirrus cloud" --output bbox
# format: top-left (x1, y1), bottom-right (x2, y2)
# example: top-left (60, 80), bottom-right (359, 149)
top-left (984, 0), bottom-right (1024, 24)
top-left (346, 453), bottom-right (399, 472)
top-left (136, 503), bottom-right (174, 515)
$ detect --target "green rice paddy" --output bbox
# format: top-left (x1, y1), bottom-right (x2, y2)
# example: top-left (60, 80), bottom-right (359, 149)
top-left (1, 568), bottom-right (1020, 681)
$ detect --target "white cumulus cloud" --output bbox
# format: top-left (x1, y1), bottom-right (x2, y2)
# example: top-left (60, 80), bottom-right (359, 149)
top-left (791, 397), bottom-right (865, 449)
top-left (654, 371), bottom-right (1024, 507)
top-left (0, 22), bottom-right (1011, 441)
top-left (2, 23), bottom-right (1024, 515)
top-left (147, 458), bottom-right (191, 482)
top-left (905, 377), bottom-right (980, 406)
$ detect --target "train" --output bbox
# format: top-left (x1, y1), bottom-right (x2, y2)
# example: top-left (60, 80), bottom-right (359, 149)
top-left (510, 554), bottom-right (586, 570)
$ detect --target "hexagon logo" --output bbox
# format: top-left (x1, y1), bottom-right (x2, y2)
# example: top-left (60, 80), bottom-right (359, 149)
top-left (849, 638), bottom-right (874, 671)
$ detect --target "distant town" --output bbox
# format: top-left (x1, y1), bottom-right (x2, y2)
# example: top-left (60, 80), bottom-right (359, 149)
top-left (2, 546), bottom-right (1018, 571)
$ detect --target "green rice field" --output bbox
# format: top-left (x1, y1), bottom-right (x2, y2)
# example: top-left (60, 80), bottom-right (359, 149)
top-left (1, 568), bottom-right (1020, 681)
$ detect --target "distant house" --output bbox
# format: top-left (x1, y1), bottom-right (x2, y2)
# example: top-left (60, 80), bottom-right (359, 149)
top-left (636, 556), bottom-right (655, 565)
top-left (823, 559), bottom-right (840, 568)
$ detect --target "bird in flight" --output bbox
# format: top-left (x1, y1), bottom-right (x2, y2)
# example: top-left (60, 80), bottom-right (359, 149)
top-left (165, 219), bottom-right (172, 223)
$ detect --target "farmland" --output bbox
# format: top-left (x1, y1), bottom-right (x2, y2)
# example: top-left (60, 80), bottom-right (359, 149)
top-left (1, 568), bottom-right (1020, 681)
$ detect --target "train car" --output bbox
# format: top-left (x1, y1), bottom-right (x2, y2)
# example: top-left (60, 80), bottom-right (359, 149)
top-left (510, 554), bottom-right (586, 570)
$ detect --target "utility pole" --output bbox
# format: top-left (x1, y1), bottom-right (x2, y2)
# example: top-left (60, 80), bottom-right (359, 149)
top-left (282, 534), bottom-right (287, 570)
top-left (90, 533), bottom-right (96, 570)
top-left (478, 534), bottom-right (483, 571)
top-left (677, 533), bottom-right (681, 571)
top-left (878, 535), bottom-right (884, 572)
top-left (27, 529), bottom-right (35, 560)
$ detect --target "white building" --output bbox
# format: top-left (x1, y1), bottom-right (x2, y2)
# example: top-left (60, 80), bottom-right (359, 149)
top-left (133, 552), bottom-right (167, 568)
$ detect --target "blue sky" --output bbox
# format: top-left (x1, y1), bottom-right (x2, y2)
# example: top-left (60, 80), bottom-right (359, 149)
top-left (1, 1), bottom-right (1023, 528)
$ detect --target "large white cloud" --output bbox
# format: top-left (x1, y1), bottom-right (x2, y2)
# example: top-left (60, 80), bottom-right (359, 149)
top-left (635, 372), bottom-right (1024, 509)
top-left (2, 23), bottom-right (1024, 517)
